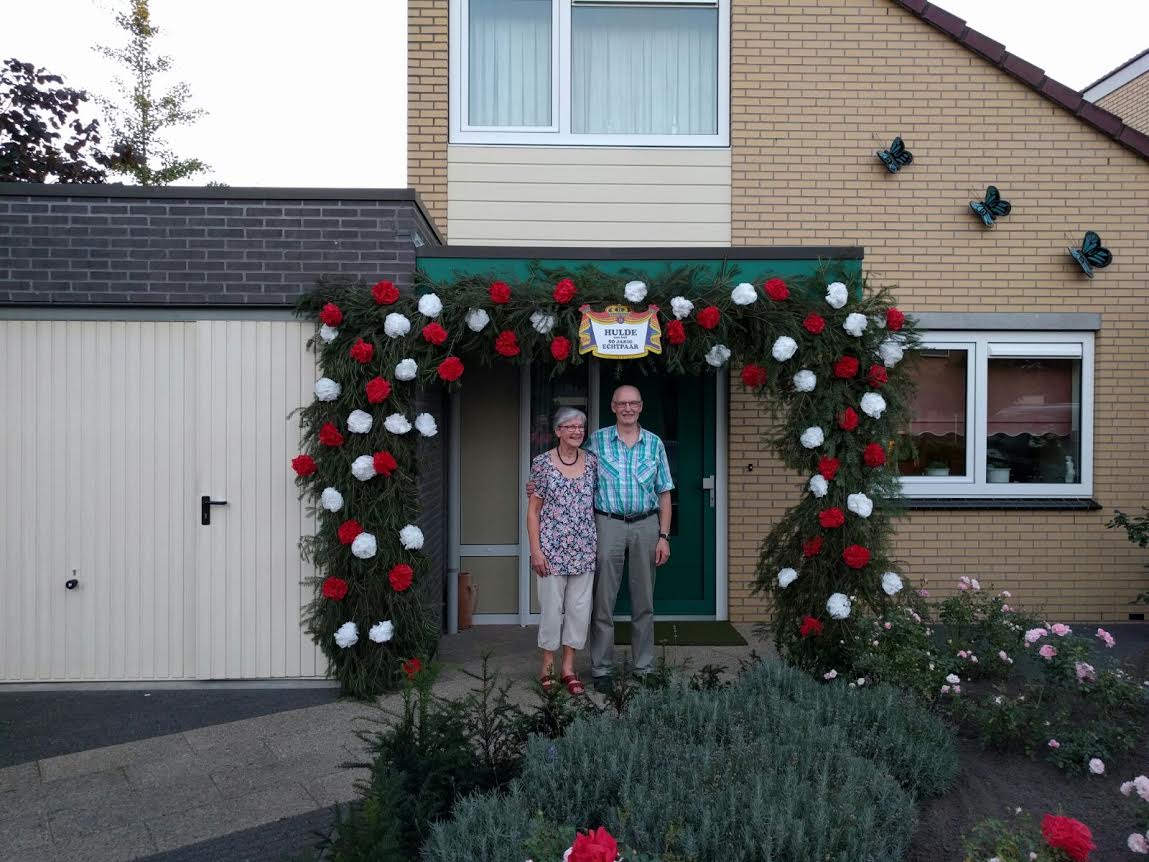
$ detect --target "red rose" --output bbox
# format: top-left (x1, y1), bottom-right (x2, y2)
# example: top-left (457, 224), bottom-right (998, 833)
top-left (366, 376), bottom-right (392, 404)
top-left (373, 450), bottom-right (398, 477)
top-left (763, 278), bottom-right (789, 301)
top-left (839, 407), bottom-right (859, 431)
top-left (863, 443), bottom-right (886, 468)
top-left (802, 536), bottom-right (823, 558)
top-left (389, 563), bottom-right (414, 592)
top-left (843, 544), bottom-right (871, 569)
top-left (488, 281), bottom-right (511, 304)
top-left (833, 356), bottom-right (859, 379)
top-left (886, 307), bottom-right (905, 332)
top-left (665, 319), bottom-right (686, 345)
top-left (818, 456), bottom-right (840, 480)
top-left (438, 356), bottom-right (464, 381)
top-left (1041, 815), bottom-right (1094, 862)
top-left (819, 507), bottom-right (846, 529)
top-left (866, 365), bottom-right (888, 388)
top-left (321, 576), bottom-right (349, 600)
top-left (799, 616), bottom-right (824, 638)
top-left (403, 657), bottom-right (423, 679)
top-left (371, 280), bottom-right (399, 305)
top-left (291, 454), bottom-right (317, 477)
top-left (494, 330), bottom-right (520, 357)
top-left (741, 364), bottom-right (768, 388)
top-left (553, 278), bottom-right (576, 304)
top-left (319, 302), bottom-right (343, 326)
top-left (349, 338), bottom-right (374, 364)
top-left (318, 422), bottom-right (344, 447)
top-left (567, 827), bottom-right (618, 862)
top-left (803, 313), bottom-right (826, 335)
top-left (421, 322), bottom-right (448, 345)
top-left (550, 336), bottom-right (571, 362)
top-left (337, 519), bottom-right (364, 545)
top-left (696, 306), bottom-right (721, 330)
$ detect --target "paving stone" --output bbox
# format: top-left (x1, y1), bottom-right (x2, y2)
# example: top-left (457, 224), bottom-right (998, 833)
top-left (39, 733), bottom-right (193, 782)
top-left (0, 767), bottom-right (130, 820)
top-left (263, 724), bottom-right (366, 761)
top-left (209, 750), bottom-right (350, 799)
top-left (0, 761), bottom-right (40, 794)
top-left (48, 774), bottom-right (222, 843)
top-left (0, 814), bottom-right (52, 856)
top-left (134, 805), bottom-right (338, 862)
top-left (181, 701), bottom-right (369, 755)
top-left (125, 739), bottom-right (279, 788)
top-left (52, 822), bottom-right (157, 861)
top-left (304, 767), bottom-right (366, 807)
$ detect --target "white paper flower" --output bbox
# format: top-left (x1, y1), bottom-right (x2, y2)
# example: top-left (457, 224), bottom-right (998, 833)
top-left (417, 293), bottom-right (443, 318)
top-left (847, 492), bottom-right (874, 518)
top-left (319, 325), bottom-right (339, 343)
top-left (670, 296), bottom-right (694, 319)
top-left (395, 358), bottom-right (417, 381)
top-left (351, 455), bottom-right (377, 482)
top-left (860, 392), bottom-right (887, 419)
top-left (384, 313), bottom-right (411, 338)
top-left (827, 593), bottom-right (852, 620)
top-left (351, 532), bottom-right (377, 560)
top-left (772, 336), bottom-right (798, 362)
top-left (465, 308), bottom-right (490, 332)
top-left (793, 370), bottom-right (816, 392)
top-left (384, 413), bottom-right (412, 435)
top-left (334, 622), bottom-right (358, 649)
top-left (530, 311), bottom-right (555, 334)
top-left (881, 571), bottom-right (904, 596)
top-left (879, 339), bottom-right (904, 368)
top-left (800, 426), bottom-right (824, 449)
top-left (369, 620), bottom-right (394, 644)
top-left (843, 312), bottom-right (868, 337)
top-left (624, 280), bottom-right (647, 303)
top-left (347, 410), bottom-right (374, 434)
top-left (314, 377), bottom-right (341, 401)
top-left (825, 282), bottom-right (848, 309)
top-left (731, 282), bottom-right (758, 306)
top-left (777, 568), bottom-right (798, 588)
top-left (705, 344), bottom-right (731, 367)
top-left (320, 487), bottom-right (344, 512)
top-left (809, 474), bottom-right (829, 498)
top-left (415, 413), bottom-right (438, 437)
top-left (399, 524), bottom-right (424, 550)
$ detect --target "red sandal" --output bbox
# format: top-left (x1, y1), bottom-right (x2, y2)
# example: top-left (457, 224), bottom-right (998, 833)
top-left (561, 673), bottom-right (585, 696)
top-left (540, 675), bottom-right (558, 694)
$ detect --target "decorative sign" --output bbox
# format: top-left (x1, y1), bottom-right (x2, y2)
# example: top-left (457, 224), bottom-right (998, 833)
top-left (578, 304), bottom-right (662, 359)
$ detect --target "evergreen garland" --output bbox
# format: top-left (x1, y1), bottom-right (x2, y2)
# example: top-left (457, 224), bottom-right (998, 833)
top-left (294, 261), bottom-right (918, 697)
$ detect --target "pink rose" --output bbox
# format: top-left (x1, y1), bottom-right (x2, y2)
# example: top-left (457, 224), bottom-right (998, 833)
top-left (1039, 644), bottom-right (1057, 660)
top-left (1096, 628), bottom-right (1116, 648)
top-left (1075, 662), bottom-right (1096, 682)
top-left (1048, 739), bottom-right (1060, 749)
top-left (1024, 628), bottom-right (1048, 645)
top-left (1051, 623), bottom-right (1072, 637)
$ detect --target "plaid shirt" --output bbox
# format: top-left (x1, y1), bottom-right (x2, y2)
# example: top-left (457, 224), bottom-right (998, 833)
top-left (586, 425), bottom-right (674, 516)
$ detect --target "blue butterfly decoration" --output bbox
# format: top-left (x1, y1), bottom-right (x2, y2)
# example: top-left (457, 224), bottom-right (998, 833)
top-left (970, 186), bottom-right (1011, 227)
top-left (877, 137), bottom-right (913, 173)
top-left (1067, 231), bottom-right (1113, 278)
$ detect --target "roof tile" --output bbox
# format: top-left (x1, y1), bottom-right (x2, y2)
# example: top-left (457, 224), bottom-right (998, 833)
top-left (921, 3), bottom-right (965, 38)
top-left (1001, 53), bottom-right (1046, 87)
top-left (1078, 102), bottom-right (1125, 137)
top-left (1040, 78), bottom-right (1083, 112)
top-left (962, 30), bottom-right (1006, 64)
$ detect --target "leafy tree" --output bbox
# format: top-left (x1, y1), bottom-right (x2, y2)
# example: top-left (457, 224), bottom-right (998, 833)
top-left (93, 0), bottom-right (209, 185)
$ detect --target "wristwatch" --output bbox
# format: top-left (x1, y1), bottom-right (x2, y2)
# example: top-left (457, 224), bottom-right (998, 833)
top-left (658, 532), bottom-right (671, 541)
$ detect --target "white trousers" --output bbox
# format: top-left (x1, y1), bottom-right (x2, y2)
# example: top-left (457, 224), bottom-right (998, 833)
top-left (536, 572), bottom-right (594, 652)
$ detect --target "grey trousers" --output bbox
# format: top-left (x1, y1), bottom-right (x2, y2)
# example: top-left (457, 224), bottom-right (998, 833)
top-left (536, 571), bottom-right (594, 651)
top-left (589, 513), bottom-right (658, 677)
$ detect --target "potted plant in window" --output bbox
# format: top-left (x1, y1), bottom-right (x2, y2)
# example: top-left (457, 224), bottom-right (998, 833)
top-left (987, 452), bottom-right (1011, 483)
top-left (924, 460), bottom-right (951, 477)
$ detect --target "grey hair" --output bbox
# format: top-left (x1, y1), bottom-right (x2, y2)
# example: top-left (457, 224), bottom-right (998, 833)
top-left (552, 406), bottom-right (588, 433)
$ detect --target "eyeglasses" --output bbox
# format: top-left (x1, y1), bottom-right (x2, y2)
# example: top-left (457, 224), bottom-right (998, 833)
top-left (557, 424), bottom-right (586, 433)
top-left (612, 400), bottom-right (642, 409)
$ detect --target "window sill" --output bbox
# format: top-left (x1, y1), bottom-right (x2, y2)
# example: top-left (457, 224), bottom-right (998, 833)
top-left (905, 497), bottom-right (1101, 511)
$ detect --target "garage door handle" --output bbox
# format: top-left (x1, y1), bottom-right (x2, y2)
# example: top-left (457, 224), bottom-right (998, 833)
top-left (201, 496), bottom-right (228, 525)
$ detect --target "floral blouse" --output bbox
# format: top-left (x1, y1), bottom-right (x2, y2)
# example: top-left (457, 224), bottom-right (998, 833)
top-left (530, 450), bottom-right (598, 577)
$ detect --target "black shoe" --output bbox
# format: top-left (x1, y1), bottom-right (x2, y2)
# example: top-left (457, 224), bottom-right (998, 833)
top-left (591, 675), bottom-right (613, 694)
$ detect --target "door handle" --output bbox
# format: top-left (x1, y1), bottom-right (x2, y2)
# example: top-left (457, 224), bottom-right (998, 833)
top-left (701, 475), bottom-right (715, 507)
top-left (201, 496), bottom-right (228, 525)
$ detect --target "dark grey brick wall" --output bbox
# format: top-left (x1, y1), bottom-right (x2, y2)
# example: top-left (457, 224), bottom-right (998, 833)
top-left (0, 185), bottom-right (441, 306)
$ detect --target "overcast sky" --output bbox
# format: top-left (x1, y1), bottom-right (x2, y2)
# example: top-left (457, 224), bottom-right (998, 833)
top-left (4, 0), bottom-right (1147, 188)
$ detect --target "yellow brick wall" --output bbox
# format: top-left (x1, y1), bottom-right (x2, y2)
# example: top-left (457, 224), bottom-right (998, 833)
top-left (408, 0), bottom-right (449, 235)
top-left (729, 0), bottom-right (1149, 623)
top-left (1097, 71), bottom-right (1149, 137)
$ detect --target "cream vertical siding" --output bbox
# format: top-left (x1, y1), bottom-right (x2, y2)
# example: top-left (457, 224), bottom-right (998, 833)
top-left (447, 146), bottom-right (732, 246)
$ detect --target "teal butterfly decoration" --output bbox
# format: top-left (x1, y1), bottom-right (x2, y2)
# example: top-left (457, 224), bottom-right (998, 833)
top-left (877, 137), bottom-right (913, 173)
top-left (1067, 231), bottom-right (1112, 278)
top-left (970, 186), bottom-right (1011, 227)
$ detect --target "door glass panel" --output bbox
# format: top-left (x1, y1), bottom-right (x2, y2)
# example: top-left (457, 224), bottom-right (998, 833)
top-left (986, 357), bottom-right (1081, 484)
top-left (530, 363), bottom-right (589, 459)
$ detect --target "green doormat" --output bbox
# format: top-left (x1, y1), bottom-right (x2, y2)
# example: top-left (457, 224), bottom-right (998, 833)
top-left (613, 621), bottom-right (747, 647)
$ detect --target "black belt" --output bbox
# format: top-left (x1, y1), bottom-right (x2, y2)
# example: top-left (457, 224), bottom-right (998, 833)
top-left (595, 509), bottom-right (657, 523)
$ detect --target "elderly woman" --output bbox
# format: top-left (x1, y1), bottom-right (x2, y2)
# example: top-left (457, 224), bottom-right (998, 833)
top-left (527, 406), bottom-right (597, 695)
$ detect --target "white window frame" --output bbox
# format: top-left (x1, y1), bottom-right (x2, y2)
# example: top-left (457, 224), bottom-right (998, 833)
top-left (900, 331), bottom-right (1094, 498)
top-left (449, 0), bottom-right (731, 146)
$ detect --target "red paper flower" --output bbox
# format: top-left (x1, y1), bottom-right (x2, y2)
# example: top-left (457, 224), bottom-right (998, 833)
top-left (373, 451), bottom-right (398, 477)
top-left (803, 312), bottom-right (826, 335)
top-left (802, 536), bottom-right (823, 558)
top-left (371, 280), bottom-right (399, 305)
top-left (863, 443), bottom-right (886, 468)
top-left (366, 376), bottom-right (392, 404)
top-left (567, 827), bottom-right (619, 862)
top-left (403, 657), bottom-right (423, 679)
top-left (494, 330), bottom-right (520, 357)
top-left (819, 507), bottom-right (846, 529)
top-left (349, 338), bottom-right (374, 364)
top-left (553, 278), bottom-right (577, 304)
top-left (833, 356), bottom-right (859, 379)
top-left (421, 322), bottom-right (448, 345)
top-left (867, 365), bottom-right (888, 388)
top-left (319, 302), bottom-right (343, 326)
top-left (839, 407), bottom-right (859, 431)
top-left (389, 563), bottom-right (414, 592)
top-left (1041, 815), bottom-right (1095, 862)
top-left (438, 356), bottom-right (464, 382)
top-left (763, 278), bottom-right (789, 301)
top-left (322, 576), bottom-right (349, 600)
top-left (337, 519), bottom-right (364, 545)
top-left (696, 306), bottom-right (721, 330)
top-left (818, 456), bottom-right (840, 480)
top-left (291, 454), bottom-right (317, 477)
top-left (318, 422), bottom-right (344, 447)
top-left (550, 336), bottom-right (571, 362)
top-left (488, 281), bottom-right (511, 304)
top-left (843, 544), bottom-right (871, 569)
top-left (665, 319), bottom-right (686, 345)
top-left (741, 364), bottom-right (768, 388)
top-left (799, 616), bottom-right (824, 638)
top-left (886, 307), bottom-right (906, 332)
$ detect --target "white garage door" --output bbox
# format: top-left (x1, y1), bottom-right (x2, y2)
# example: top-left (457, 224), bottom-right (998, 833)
top-left (0, 316), bottom-right (323, 683)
